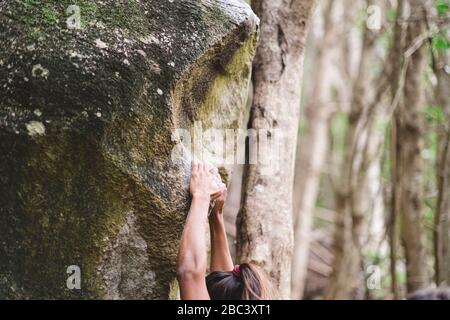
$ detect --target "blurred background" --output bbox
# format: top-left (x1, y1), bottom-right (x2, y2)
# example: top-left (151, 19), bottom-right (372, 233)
top-left (225, 0), bottom-right (450, 300)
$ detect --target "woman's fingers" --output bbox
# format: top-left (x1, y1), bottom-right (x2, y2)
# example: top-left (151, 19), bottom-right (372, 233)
top-left (210, 166), bottom-right (218, 175)
top-left (212, 184), bottom-right (227, 198)
top-left (192, 162), bottom-right (218, 174)
top-left (214, 172), bottom-right (222, 183)
top-left (190, 162), bottom-right (225, 198)
top-left (211, 189), bottom-right (224, 200)
top-left (203, 163), bottom-right (211, 174)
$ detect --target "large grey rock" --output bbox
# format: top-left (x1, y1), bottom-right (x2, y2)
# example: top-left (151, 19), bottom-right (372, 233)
top-left (0, 0), bottom-right (258, 299)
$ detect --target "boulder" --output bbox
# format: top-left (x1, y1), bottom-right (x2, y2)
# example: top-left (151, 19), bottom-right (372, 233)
top-left (0, 0), bottom-right (258, 299)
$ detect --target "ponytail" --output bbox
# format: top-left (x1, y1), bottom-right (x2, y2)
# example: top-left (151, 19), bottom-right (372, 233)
top-left (239, 263), bottom-right (272, 300)
top-left (206, 262), bottom-right (273, 300)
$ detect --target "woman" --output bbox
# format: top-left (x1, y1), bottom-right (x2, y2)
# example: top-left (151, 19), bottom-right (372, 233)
top-left (177, 162), bottom-right (272, 300)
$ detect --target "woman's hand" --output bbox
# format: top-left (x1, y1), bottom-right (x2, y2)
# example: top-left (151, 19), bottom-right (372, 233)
top-left (190, 163), bottom-right (225, 201)
top-left (210, 189), bottom-right (227, 219)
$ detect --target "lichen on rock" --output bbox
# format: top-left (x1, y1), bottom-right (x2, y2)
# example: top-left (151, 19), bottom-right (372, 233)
top-left (0, 0), bottom-right (258, 299)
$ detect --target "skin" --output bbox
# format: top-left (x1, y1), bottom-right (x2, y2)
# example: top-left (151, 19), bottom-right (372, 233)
top-left (209, 189), bottom-right (234, 273)
top-left (177, 162), bottom-right (233, 300)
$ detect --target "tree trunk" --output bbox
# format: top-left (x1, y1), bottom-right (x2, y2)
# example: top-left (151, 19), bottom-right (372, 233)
top-left (291, 0), bottom-right (335, 300)
top-left (236, 0), bottom-right (318, 299)
top-left (434, 49), bottom-right (450, 286)
top-left (0, 0), bottom-right (258, 299)
top-left (390, 116), bottom-right (402, 299)
top-left (397, 0), bottom-right (429, 293)
top-left (324, 8), bottom-right (380, 299)
top-left (388, 0), bottom-right (406, 299)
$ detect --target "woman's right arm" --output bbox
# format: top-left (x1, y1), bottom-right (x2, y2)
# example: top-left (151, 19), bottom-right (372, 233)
top-left (177, 192), bottom-right (211, 299)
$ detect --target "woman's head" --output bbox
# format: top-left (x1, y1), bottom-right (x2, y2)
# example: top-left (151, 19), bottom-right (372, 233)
top-left (206, 263), bottom-right (272, 300)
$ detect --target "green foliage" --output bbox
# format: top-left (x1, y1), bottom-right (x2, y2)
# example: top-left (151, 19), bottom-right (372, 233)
top-left (432, 2), bottom-right (450, 53)
top-left (433, 36), bottom-right (450, 50)
top-left (381, 125), bottom-right (392, 179)
top-left (397, 268), bottom-right (407, 286)
top-left (330, 112), bottom-right (348, 159)
top-left (425, 105), bottom-right (445, 124)
top-left (42, 6), bottom-right (60, 23)
top-left (435, 0), bottom-right (450, 14)
top-left (424, 197), bottom-right (435, 227)
top-left (378, 30), bottom-right (393, 50)
top-left (356, 10), bottom-right (368, 31)
top-left (387, 8), bottom-right (397, 20)
top-left (365, 250), bottom-right (382, 263)
top-left (74, 1), bottom-right (98, 28)
top-left (431, 8), bottom-right (449, 50)
top-left (423, 126), bottom-right (438, 165)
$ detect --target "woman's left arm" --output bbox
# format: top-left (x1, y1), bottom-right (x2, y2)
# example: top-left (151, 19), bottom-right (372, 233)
top-left (209, 190), bottom-right (234, 272)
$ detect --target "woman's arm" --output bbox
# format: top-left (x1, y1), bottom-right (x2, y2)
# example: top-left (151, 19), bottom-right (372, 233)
top-left (177, 194), bottom-right (210, 299)
top-left (209, 190), bottom-right (234, 272)
top-left (177, 163), bottom-right (224, 300)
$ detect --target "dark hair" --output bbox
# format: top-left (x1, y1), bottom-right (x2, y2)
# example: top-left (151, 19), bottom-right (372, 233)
top-left (407, 287), bottom-right (450, 300)
top-left (206, 263), bottom-right (272, 300)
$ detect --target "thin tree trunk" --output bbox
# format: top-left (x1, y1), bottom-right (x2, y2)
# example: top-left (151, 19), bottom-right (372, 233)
top-left (434, 49), bottom-right (450, 286)
top-left (397, 0), bottom-right (429, 293)
top-left (237, 0), bottom-right (318, 299)
top-left (389, 118), bottom-right (402, 299)
top-left (436, 121), bottom-right (450, 287)
top-left (324, 12), bottom-right (377, 299)
top-left (388, 0), bottom-right (406, 299)
top-left (291, 0), bottom-right (335, 300)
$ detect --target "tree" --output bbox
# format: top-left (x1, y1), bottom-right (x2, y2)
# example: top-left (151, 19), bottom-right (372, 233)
top-left (324, 8), bottom-right (380, 299)
top-left (395, 0), bottom-right (429, 293)
top-left (291, 0), bottom-right (335, 300)
top-left (387, 0), bottom-right (406, 299)
top-left (237, 0), bottom-right (318, 299)
top-left (433, 13), bottom-right (450, 287)
top-left (323, 0), bottom-right (410, 299)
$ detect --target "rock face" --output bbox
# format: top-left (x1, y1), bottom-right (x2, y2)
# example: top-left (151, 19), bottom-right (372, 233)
top-left (0, 0), bottom-right (258, 299)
